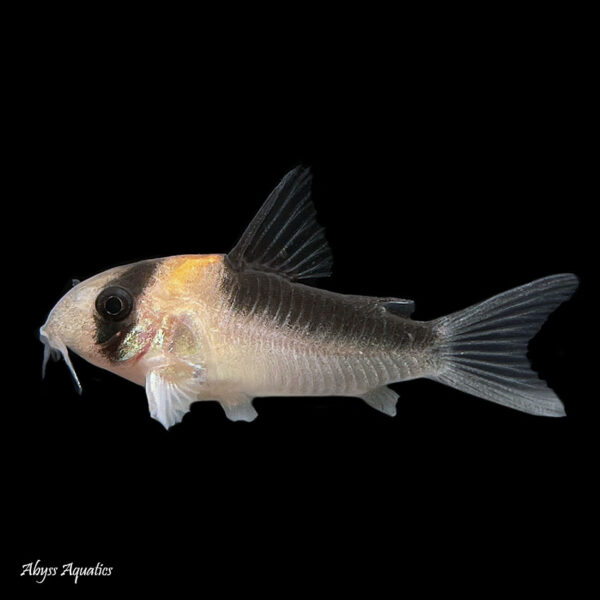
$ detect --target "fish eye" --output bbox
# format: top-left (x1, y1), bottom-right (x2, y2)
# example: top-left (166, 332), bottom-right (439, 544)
top-left (95, 286), bottom-right (133, 321)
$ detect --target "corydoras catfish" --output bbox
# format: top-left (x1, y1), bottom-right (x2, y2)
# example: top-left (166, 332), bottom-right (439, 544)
top-left (40, 167), bottom-right (578, 428)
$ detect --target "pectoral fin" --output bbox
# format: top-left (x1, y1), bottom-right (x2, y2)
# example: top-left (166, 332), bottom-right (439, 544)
top-left (145, 368), bottom-right (202, 429)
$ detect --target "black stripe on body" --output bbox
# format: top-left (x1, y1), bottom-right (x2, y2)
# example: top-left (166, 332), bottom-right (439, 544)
top-left (94, 259), bottom-right (160, 360)
top-left (221, 265), bottom-right (434, 356)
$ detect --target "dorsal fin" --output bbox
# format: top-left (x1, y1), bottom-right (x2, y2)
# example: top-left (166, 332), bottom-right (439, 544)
top-left (226, 166), bottom-right (333, 281)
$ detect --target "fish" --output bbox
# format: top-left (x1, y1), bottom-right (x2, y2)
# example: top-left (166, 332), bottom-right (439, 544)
top-left (39, 166), bottom-right (578, 428)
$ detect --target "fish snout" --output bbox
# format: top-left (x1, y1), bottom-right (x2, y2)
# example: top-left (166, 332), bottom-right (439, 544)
top-left (39, 313), bottom-right (84, 395)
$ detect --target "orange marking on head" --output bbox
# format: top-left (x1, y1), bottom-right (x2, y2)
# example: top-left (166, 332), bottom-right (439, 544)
top-left (164, 254), bottom-right (223, 294)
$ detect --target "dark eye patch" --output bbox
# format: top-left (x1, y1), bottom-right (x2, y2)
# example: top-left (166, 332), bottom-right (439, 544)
top-left (93, 259), bottom-right (160, 361)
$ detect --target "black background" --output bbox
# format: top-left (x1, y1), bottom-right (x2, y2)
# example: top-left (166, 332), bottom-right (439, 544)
top-left (7, 11), bottom-right (596, 594)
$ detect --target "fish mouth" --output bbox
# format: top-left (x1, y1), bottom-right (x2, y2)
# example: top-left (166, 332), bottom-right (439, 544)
top-left (39, 326), bottom-right (83, 395)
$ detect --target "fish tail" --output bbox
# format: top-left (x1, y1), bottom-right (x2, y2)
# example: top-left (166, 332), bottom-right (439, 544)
top-left (428, 274), bottom-right (578, 416)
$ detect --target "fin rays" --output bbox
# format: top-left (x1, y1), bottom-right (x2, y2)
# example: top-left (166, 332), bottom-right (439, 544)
top-left (432, 274), bottom-right (578, 417)
top-left (226, 166), bottom-right (334, 281)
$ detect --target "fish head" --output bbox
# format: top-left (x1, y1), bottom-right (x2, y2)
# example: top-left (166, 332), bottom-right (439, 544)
top-left (40, 259), bottom-right (161, 392)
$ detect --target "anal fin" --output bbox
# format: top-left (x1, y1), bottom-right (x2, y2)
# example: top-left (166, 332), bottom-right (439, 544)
top-left (360, 386), bottom-right (399, 417)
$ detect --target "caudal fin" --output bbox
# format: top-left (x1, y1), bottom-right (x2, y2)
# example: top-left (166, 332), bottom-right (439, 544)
top-left (430, 274), bottom-right (578, 416)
